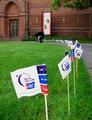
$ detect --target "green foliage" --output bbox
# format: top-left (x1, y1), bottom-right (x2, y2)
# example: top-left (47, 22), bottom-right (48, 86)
top-left (22, 32), bottom-right (31, 41)
top-left (52, 0), bottom-right (61, 9)
top-left (89, 0), bottom-right (92, 7)
top-left (63, 2), bottom-right (73, 8)
top-left (31, 36), bottom-right (37, 42)
top-left (64, 0), bottom-right (90, 9)
top-left (52, 0), bottom-right (92, 9)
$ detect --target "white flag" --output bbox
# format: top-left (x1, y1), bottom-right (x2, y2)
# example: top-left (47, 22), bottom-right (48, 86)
top-left (58, 55), bottom-right (71, 79)
top-left (11, 64), bottom-right (48, 98)
top-left (75, 47), bottom-right (83, 59)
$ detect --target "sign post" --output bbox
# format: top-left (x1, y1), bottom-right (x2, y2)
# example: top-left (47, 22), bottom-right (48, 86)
top-left (58, 55), bottom-right (71, 115)
top-left (11, 64), bottom-right (49, 120)
top-left (76, 58), bottom-right (78, 79)
top-left (73, 61), bottom-right (76, 97)
top-left (44, 95), bottom-right (48, 120)
top-left (67, 75), bottom-right (70, 115)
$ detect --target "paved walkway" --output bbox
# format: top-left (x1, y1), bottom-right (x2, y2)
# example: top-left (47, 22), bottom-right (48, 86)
top-left (82, 44), bottom-right (92, 78)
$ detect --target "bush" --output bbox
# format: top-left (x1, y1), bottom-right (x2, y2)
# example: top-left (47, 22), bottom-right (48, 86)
top-left (31, 36), bottom-right (37, 42)
top-left (22, 32), bottom-right (31, 41)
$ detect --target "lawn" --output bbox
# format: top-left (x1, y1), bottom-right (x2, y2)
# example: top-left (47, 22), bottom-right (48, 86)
top-left (0, 42), bottom-right (92, 120)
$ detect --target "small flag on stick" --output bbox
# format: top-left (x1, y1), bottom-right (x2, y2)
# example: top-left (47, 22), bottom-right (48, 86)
top-left (74, 41), bottom-right (83, 78)
top-left (11, 64), bottom-right (48, 98)
top-left (11, 64), bottom-right (48, 120)
top-left (67, 75), bottom-right (70, 115)
top-left (74, 47), bottom-right (83, 59)
top-left (58, 54), bottom-right (71, 115)
top-left (58, 55), bottom-right (71, 79)
top-left (70, 44), bottom-right (76, 97)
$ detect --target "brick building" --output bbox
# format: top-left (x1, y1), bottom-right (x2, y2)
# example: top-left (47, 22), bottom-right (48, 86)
top-left (0, 0), bottom-right (92, 39)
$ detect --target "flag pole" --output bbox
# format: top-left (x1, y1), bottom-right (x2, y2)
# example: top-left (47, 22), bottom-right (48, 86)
top-left (67, 75), bottom-right (70, 115)
top-left (44, 95), bottom-right (48, 120)
top-left (76, 58), bottom-right (78, 79)
top-left (73, 61), bottom-right (76, 97)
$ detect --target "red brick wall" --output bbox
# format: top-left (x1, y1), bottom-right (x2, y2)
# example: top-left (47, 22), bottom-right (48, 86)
top-left (0, 0), bottom-right (92, 39)
top-left (52, 12), bottom-right (90, 37)
top-left (28, 1), bottom-right (92, 38)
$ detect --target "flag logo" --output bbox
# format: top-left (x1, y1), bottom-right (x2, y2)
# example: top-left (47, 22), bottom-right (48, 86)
top-left (75, 49), bottom-right (80, 56)
top-left (26, 81), bottom-right (35, 89)
top-left (58, 55), bottom-right (71, 79)
top-left (16, 73), bottom-right (35, 89)
top-left (75, 47), bottom-right (83, 59)
top-left (61, 61), bottom-right (70, 71)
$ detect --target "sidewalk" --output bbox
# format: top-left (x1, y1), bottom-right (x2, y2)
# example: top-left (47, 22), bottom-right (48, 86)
top-left (82, 44), bottom-right (92, 78)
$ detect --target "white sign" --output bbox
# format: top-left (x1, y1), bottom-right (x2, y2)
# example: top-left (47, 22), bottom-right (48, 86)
top-left (43, 12), bottom-right (51, 35)
top-left (11, 64), bottom-right (48, 98)
top-left (58, 55), bottom-right (71, 79)
top-left (75, 47), bottom-right (83, 59)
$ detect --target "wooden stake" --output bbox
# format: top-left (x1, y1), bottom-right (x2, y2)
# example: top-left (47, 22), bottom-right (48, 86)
top-left (73, 61), bottom-right (76, 97)
top-left (67, 75), bottom-right (70, 115)
top-left (44, 95), bottom-right (48, 120)
top-left (76, 58), bottom-right (78, 79)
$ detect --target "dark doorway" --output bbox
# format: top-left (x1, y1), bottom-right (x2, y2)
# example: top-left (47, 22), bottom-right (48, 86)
top-left (9, 19), bottom-right (19, 38)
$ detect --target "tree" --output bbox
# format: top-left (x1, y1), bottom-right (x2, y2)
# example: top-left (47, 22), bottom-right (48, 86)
top-left (52, 0), bottom-right (92, 10)
top-left (52, 0), bottom-right (61, 9)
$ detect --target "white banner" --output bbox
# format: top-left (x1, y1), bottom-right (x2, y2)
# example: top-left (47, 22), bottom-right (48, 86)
top-left (75, 47), bottom-right (83, 59)
top-left (11, 64), bottom-right (48, 98)
top-left (58, 55), bottom-right (71, 79)
top-left (43, 12), bottom-right (51, 35)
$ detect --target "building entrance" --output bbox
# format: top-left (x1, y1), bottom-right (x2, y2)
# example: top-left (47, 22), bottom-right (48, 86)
top-left (9, 19), bottom-right (19, 38)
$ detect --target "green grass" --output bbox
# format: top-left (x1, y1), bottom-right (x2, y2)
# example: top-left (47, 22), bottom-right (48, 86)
top-left (0, 41), bottom-right (92, 120)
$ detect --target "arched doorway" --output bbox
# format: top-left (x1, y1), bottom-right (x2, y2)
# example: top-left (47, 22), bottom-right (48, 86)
top-left (0, 0), bottom-right (25, 39)
top-left (5, 2), bottom-right (19, 38)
